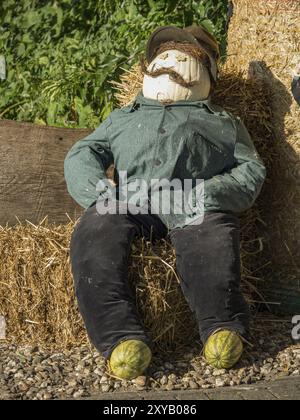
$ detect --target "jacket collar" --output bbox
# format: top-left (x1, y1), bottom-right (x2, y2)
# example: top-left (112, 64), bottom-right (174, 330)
top-left (125, 91), bottom-right (219, 114)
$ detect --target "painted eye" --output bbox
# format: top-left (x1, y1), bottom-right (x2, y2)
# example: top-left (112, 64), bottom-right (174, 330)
top-left (176, 53), bottom-right (187, 62)
top-left (158, 52), bottom-right (169, 60)
top-left (151, 62), bottom-right (159, 72)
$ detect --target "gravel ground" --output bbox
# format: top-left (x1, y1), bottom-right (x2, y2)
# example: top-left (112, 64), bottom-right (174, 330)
top-left (0, 315), bottom-right (299, 400)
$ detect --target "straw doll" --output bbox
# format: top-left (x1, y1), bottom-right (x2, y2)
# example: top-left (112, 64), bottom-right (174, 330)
top-left (64, 25), bottom-right (266, 379)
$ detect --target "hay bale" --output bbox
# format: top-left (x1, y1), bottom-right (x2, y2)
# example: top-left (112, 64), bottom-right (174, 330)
top-left (226, 0), bottom-right (300, 311)
top-left (0, 217), bottom-right (261, 353)
top-left (0, 220), bottom-right (197, 351)
top-left (0, 220), bottom-right (85, 348)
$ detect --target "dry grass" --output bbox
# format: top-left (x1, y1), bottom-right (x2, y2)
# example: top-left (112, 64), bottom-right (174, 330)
top-left (0, 220), bottom-right (84, 349)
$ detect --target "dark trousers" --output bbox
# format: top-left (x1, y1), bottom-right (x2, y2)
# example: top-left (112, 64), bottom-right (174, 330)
top-left (70, 204), bottom-right (250, 359)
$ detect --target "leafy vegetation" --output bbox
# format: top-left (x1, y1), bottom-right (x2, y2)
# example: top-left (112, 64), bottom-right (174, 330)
top-left (0, 0), bottom-right (228, 128)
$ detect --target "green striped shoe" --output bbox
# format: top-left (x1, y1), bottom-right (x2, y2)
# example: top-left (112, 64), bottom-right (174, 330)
top-left (109, 340), bottom-right (152, 380)
top-left (204, 330), bottom-right (244, 369)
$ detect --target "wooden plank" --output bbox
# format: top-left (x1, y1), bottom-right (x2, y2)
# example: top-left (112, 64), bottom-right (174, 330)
top-left (0, 119), bottom-right (90, 225)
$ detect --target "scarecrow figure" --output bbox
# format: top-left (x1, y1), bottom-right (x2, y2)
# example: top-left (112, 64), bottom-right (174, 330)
top-left (65, 26), bottom-right (266, 379)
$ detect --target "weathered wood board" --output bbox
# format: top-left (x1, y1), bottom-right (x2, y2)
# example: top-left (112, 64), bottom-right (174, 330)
top-left (0, 119), bottom-right (89, 225)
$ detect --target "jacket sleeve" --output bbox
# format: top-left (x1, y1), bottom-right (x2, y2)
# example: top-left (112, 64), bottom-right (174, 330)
top-left (203, 116), bottom-right (266, 213)
top-left (64, 117), bottom-right (114, 209)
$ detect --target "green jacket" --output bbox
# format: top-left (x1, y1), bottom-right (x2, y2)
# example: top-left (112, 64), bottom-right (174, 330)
top-left (64, 92), bottom-right (266, 229)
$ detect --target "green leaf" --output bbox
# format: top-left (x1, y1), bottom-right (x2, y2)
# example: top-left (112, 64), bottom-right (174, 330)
top-left (38, 56), bottom-right (49, 66)
top-left (34, 117), bottom-right (47, 125)
top-left (199, 19), bottom-right (215, 34)
top-left (17, 43), bottom-right (25, 56)
top-left (47, 102), bottom-right (58, 125)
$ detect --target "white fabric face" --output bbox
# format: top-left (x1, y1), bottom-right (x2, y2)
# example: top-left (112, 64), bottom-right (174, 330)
top-left (142, 49), bottom-right (211, 103)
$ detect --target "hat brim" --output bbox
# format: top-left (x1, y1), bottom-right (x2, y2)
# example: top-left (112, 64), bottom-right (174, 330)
top-left (146, 26), bottom-right (201, 62)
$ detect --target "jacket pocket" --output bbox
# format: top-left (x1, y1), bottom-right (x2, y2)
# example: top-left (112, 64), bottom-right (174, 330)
top-left (186, 131), bottom-right (229, 178)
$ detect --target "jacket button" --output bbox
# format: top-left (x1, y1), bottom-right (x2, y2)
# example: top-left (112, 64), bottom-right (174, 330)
top-left (159, 128), bottom-right (166, 134)
top-left (154, 159), bottom-right (161, 166)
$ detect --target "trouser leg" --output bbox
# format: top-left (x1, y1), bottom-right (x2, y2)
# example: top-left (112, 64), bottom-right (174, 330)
top-left (169, 212), bottom-right (250, 344)
top-left (70, 204), bottom-right (167, 359)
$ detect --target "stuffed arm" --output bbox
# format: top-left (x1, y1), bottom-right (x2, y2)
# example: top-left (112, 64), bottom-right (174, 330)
top-left (203, 117), bottom-right (266, 213)
top-left (64, 118), bottom-right (114, 209)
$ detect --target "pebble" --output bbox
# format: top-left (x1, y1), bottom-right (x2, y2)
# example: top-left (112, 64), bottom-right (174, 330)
top-left (165, 383), bottom-right (174, 391)
top-left (99, 375), bottom-right (108, 384)
top-left (164, 362), bottom-right (174, 370)
top-left (17, 381), bottom-right (28, 392)
top-left (188, 380), bottom-right (198, 389)
top-left (204, 368), bottom-right (212, 376)
top-left (168, 374), bottom-right (177, 383)
top-left (153, 371), bottom-right (164, 379)
top-left (215, 378), bottom-right (226, 388)
top-left (213, 369), bottom-right (226, 376)
top-left (242, 375), bottom-right (252, 385)
top-left (133, 376), bottom-right (147, 387)
top-left (160, 375), bottom-right (168, 385)
top-left (202, 384), bottom-right (213, 389)
top-left (73, 389), bottom-right (84, 398)
top-left (14, 372), bottom-right (24, 380)
top-left (43, 392), bottom-right (52, 400)
top-left (68, 378), bottom-right (78, 386)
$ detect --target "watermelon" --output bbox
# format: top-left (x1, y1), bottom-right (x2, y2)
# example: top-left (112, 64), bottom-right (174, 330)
top-left (109, 339), bottom-right (152, 379)
top-left (204, 330), bottom-right (243, 369)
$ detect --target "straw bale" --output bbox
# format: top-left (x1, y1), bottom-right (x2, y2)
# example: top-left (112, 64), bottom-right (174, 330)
top-left (0, 213), bottom-right (265, 352)
top-left (226, 0), bottom-right (300, 303)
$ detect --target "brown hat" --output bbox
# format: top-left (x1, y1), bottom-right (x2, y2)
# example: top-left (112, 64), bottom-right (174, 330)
top-left (146, 25), bottom-right (220, 82)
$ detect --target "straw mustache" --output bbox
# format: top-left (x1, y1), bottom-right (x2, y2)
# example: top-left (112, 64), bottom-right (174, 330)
top-left (140, 57), bottom-right (201, 89)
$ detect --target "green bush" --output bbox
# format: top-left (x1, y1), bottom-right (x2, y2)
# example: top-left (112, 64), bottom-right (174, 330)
top-left (0, 0), bottom-right (228, 128)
